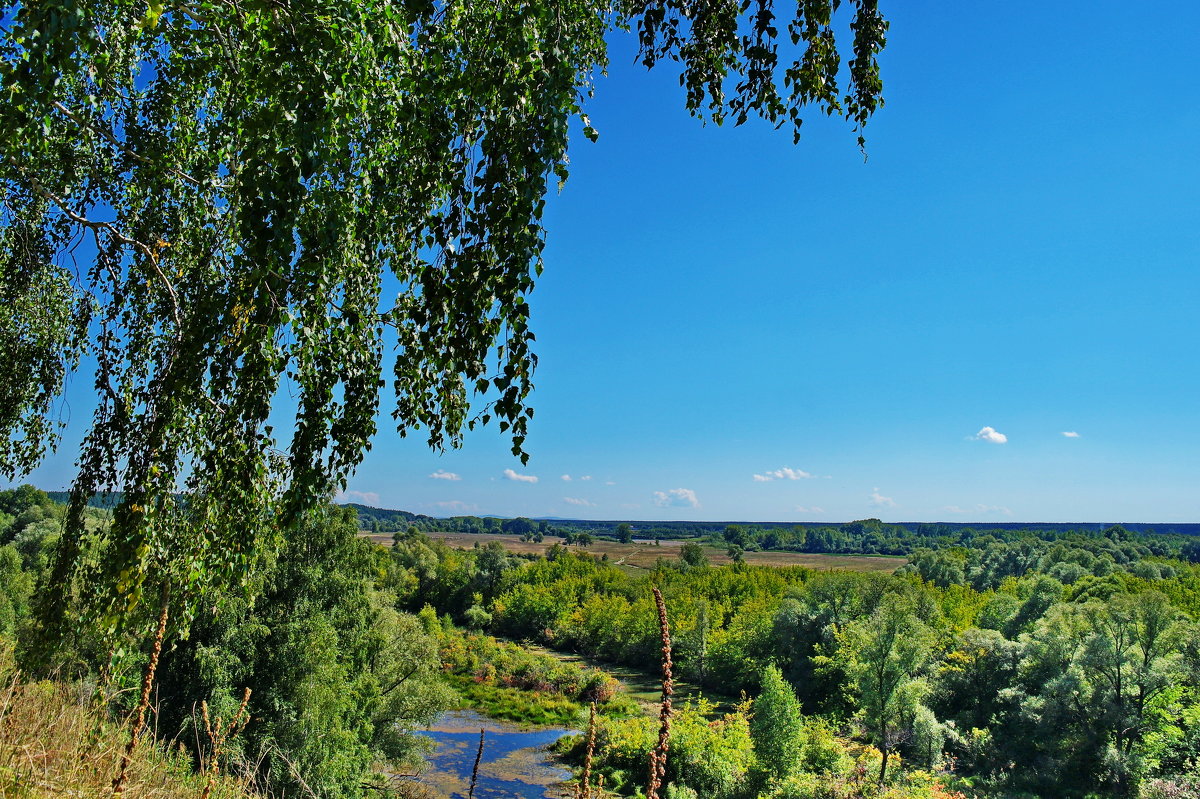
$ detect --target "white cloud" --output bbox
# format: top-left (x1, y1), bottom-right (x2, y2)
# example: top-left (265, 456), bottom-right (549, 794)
top-left (580, 475), bottom-right (593, 481)
top-left (563, 497), bottom-right (595, 507)
top-left (502, 468), bottom-right (538, 484)
top-left (970, 426), bottom-right (1008, 444)
top-left (561, 474), bottom-right (572, 481)
top-left (942, 503), bottom-right (1012, 516)
top-left (336, 489), bottom-right (381, 506)
top-left (753, 466), bottom-right (815, 482)
top-left (1062, 431), bottom-right (1080, 438)
top-left (869, 488), bottom-right (896, 508)
top-left (429, 469), bottom-right (461, 481)
top-left (432, 500), bottom-right (479, 514)
top-left (604, 481), bottom-right (616, 486)
top-left (653, 488), bottom-right (700, 509)
top-left (796, 505), bottom-right (825, 514)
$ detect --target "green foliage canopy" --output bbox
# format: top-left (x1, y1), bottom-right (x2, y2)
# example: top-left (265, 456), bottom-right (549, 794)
top-left (0, 0), bottom-right (887, 646)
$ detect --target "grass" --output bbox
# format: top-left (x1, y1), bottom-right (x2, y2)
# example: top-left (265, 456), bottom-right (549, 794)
top-left (0, 674), bottom-right (254, 799)
top-left (365, 531), bottom-right (907, 573)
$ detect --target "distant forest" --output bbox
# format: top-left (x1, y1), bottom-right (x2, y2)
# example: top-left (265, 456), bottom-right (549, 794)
top-left (347, 501), bottom-right (1200, 560)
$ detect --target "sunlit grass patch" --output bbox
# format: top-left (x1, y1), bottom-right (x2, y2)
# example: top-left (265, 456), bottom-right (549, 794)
top-left (0, 672), bottom-right (254, 799)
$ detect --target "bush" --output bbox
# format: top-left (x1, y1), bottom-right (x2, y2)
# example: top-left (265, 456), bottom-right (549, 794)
top-left (438, 628), bottom-right (633, 723)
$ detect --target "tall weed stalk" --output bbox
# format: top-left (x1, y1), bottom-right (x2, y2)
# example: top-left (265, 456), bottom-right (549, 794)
top-left (646, 587), bottom-right (673, 799)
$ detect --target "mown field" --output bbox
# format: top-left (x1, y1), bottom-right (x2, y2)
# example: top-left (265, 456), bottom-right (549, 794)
top-left (363, 531), bottom-right (906, 572)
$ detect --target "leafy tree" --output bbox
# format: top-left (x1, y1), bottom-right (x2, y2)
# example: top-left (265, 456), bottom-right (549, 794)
top-left (1073, 593), bottom-right (1183, 793)
top-left (595, 701), bottom-right (753, 799)
top-left (750, 664), bottom-right (805, 785)
top-left (724, 525), bottom-right (751, 549)
top-left (473, 540), bottom-right (514, 597)
top-left (1181, 540), bottom-right (1200, 564)
top-left (676, 599), bottom-right (713, 685)
top-left (930, 626), bottom-right (1023, 739)
top-left (838, 594), bottom-right (935, 784)
top-left (1004, 574), bottom-right (1064, 637)
top-left (617, 523), bottom-right (634, 544)
top-left (774, 571), bottom-right (892, 712)
top-left (503, 517), bottom-right (537, 536)
top-left (155, 505), bottom-right (452, 796)
top-left (680, 542), bottom-right (709, 569)
top-left (0, 546), bottom-right (30, 640)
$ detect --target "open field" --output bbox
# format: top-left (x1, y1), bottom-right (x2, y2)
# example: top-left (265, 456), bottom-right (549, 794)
top-left (363, 531), bottom-right (906, 572)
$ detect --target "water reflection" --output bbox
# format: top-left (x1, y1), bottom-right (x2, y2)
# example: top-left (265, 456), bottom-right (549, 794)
top-left (414, 710), bottom-right (575, 799)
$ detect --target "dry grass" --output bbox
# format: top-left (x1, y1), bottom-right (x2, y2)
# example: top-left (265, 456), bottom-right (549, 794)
top-left (0, 675), bottom-right (255, 799)
top-left (367, 531), bottom-right (906, 573)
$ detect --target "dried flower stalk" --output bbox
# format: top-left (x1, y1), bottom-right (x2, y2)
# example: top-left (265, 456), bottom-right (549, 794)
top-left (200, 687), bottom-right (252, 799)
top-left (646, 586), bottom-right (673, 799)
top-left (111, 582), bottom-right (170, 797)
top-left (580, 701), bottom-right (597, 799)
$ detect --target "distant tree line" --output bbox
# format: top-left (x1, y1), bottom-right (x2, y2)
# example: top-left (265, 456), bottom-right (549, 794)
top-left (354, 503), bottom-right (1200, 562)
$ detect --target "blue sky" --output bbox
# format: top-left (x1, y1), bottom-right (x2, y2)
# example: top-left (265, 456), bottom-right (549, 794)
top-left (22, 0), bottom-right (1200, 522)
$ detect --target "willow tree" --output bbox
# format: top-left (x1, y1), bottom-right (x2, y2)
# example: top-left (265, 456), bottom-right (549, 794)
top-left (0, 0), bottom-right (887, 658)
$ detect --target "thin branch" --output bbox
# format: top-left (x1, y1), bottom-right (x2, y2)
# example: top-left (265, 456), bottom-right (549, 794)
top-left (18, 166), bottom-right (185, 336)
top-left (52, 101), bottom-right (207, 188)
top-left (468, 728), bottom-right (485, 799)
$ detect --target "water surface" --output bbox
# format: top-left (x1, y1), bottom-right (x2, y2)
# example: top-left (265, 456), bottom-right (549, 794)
top-left (413, 710), bottom-right (575, 799)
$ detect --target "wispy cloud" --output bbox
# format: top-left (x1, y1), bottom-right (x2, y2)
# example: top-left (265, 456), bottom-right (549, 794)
top-left (336, 489), bottom-right (380, 506)
top-left (561, 474), bottom-right (572, 481)
top-left (563, 497), bottom-right (595, 507)
top-left (1062, 431), bottom-right (1080, 438)
top-left (869, 487), bottom-right (896, 508)
top-left (942, 503), bottom-right (1012, 516)
top-left (502, 468), bottom-right (538, 484)
top-left (753, 466), bottom-right (815, 482)
top-left (429, 469), bottom-right (461, 481)
top-left (580, 475), bottom-right (593, 481)
top-left (796, 505), bottom-right (825, 514)
top-left (970, 426), bottom-right (1008, 444)
top-left (653, 488), bottom-right (700, 508)
top-left (604, 481), bottom-right (616, 486)
top-left (432, 500), bottom-right (479, 514)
